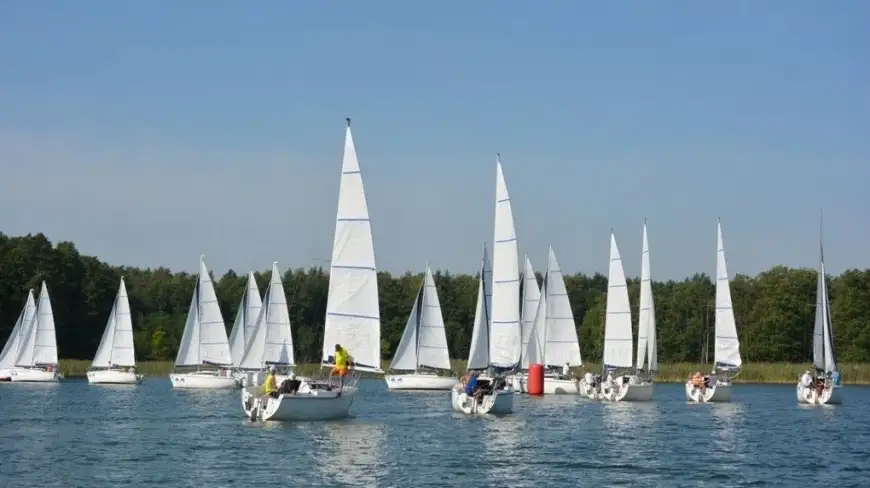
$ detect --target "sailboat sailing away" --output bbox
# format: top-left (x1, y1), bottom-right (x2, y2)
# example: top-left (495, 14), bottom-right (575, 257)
top-left (243, 118), bottom-right (381, 421)
top-left (452, 155), bottom-right (517, 415)
top-left (385, 264), bottom-right (456, 390)
top-left (11, 282), bottom-right (62, 383)
top-left (230, 270), bottom-right (263, 385)
top-left (685, 219), bottom-right (742, 402)
top-left (797, 212), bottom-right (842, 405)
top-left (169, 256), bottom-right (237, 389)
top-left (0, 290), bottom-right (36, 381)
top-left (87, 277), bottom-right (143, 385)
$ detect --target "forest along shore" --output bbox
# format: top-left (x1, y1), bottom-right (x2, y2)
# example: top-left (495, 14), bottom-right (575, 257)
top-left (54, 359), bottom-right (870, 384)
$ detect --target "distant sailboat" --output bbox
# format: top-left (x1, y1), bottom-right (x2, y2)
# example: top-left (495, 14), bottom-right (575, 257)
top-left (243, 118), bottom-right (381, 421)
top-left (0, 290), bottom-right (36, 381)
top-left (509, 256), bottom-right (541, 392)
top-left (11, 282), bottom-right (62, 383)
top-left (87, 277), bottom-right (143, 385)
top-left (631, 221), bottom-right (657, 397)
top-left (685, 219), bottom-right (742, 402)
top-left (385, 264), bottom-right (456, 390)
top-left (229, 271), bottom-right (262, 381)
top-left (797, 211), bottom-right (842, 405)
top-left (169, 256), bottom-right (237, 389)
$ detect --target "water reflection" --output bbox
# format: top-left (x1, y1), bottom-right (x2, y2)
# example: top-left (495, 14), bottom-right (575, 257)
top-left (482, 414), bottom-right (526, 487)
top-left (710, 402), bottom-right (745, 481)
top-left (599, 401), bottom-right (662, 486)
top-left (316, 421), bottom-right (386, 488)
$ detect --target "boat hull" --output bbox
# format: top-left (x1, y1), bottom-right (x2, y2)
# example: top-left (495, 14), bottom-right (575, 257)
top-left (796, 383), bottom-right (842, 405)
top-left (578, 376), bottom-right (653, 401)
top-left (685, 381), bottom-right (733, 402)
top-left (0, 368), bottom-right (13, 381)
top-left (87, 369), bottom-right (142, 384)
top-left (170, 372), bottom-right (238, 389)
top-left (241, 382), bottom-right (356, 421)
top-left (510, 373), bottom-right (580, 394)
top-left (450, 385), bottom-right (514, 414)
top-left (385, 373), bottom-right (457, 390)
top-left (10, 368), bottom-right (60, 383)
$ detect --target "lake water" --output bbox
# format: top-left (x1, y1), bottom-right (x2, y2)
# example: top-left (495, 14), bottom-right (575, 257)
top-left (0, 380), bottom-right (868, 488)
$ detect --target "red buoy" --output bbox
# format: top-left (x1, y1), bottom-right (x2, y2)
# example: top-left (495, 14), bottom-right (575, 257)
top-left (527, 363), bottom-right (544, 396)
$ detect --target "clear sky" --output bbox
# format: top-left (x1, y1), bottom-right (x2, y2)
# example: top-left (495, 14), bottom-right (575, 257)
top-left (1, 1), bottom-right (868, 280)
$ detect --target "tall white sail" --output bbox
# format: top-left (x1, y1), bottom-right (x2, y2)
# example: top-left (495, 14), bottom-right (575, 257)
top-left (174, 257), bottom-right (233, 367)
top-left (16, 282), bottom-right (58, 367)
top-left (322, 119), bottom-right (381, 371)
top-left (714, 219), bottom-right (742, 369)
top-left (602, 233), bottom-right (634, 369)
top-left (229, 271), bottom-right (262, 367)
top-left (466, 245), bottom-right (492, 370)
top-left (520, 256), bottom-right (541, 369)
top-left (239, 263), bottom-right (294, 369)
top-left (636, 222), bottom-right (657, 371)
top-left (542, 247), bottom-right (583, 368)
top-left (91, 277), bottom-right (136, 368)
top-left (389, 266), bottom-right (452, 371)
top-left (812, 212), bottom-right (837, 373)
top-left (0, 290), bottom-right (36, 370)
top-left (489, 155), bottom-right (522, 369)
top-left (525, 278), bottom-right (547, 367)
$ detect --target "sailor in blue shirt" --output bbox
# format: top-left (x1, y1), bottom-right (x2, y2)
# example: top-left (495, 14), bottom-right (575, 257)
top-left (832, 370), bottom-right (841, 387)
top-left (465, 373), bottom-right (479, 396)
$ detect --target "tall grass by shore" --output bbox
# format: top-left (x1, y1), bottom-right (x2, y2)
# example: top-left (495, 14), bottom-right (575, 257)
top-left (57, 359), bottom-right (870, 384)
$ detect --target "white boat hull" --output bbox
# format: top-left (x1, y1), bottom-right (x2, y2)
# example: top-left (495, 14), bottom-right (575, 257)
top-left (509, 373), bottom-right (580, 394)
top-left (450, 385), bottom-right (514, 414)
top-left (241, 382), bottom-right (356, 421)
top-left (578, 376), bottom-right (653, 401)
top-left (87, 369), bottom-right (143, 384)
top-left (685, 381), bottom-right (733, 402)
top-left (796, 383), bottom-right (842, 405)
top-left (385, 373), bottom-right (457, 390)
top-left (10, 368), bottom-right (60, 383)
top-left (170, 372), bottom-right (238, 389)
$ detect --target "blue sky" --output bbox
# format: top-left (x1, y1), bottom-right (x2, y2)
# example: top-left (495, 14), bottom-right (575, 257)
top-left (1, 1), bottom-right (868, 279)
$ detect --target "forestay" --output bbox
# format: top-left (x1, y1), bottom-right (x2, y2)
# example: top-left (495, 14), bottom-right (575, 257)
top-left (812, 217), bottom-right (837, 374)
top-left (636, 223), bottom-right (658, 372)
top-left (603, 234), bottom-right (634, 369)
top-left (541, 247), bottom-right (582, 368)
top-left (519, 256), bottom-right (541, 369)
top-left (389, 265), bottom-right (452, 371)
top-left (714, 220), bottom-right (742, 369)
top-left (322, 120), bottom-right (381, 371)
top-left (229, 271), bottom-right (262, 367)
top-left (466, 245), bottom-right (492, 371)
top-left (489, 156), bottom-right (522, 369)
top-left (16, 282), bottom-right (58, 367)
top-left (0, 290), bottom-right (36, 370)
top-left (91, 277), bottom-right (136, 368)
top-left (240, 262), bottom-right (294, 369)
top-left (174, 257), bottom-right (233, 367)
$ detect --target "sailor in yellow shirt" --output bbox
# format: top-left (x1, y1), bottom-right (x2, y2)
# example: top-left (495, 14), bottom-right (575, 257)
top-left (262, 366), bottom-right (279, 399)
top-left (330, 344), bottom-right (352, 390)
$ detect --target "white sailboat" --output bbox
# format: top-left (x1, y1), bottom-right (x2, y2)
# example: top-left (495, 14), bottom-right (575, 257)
top-left (229, 270), bottom-right (262, 385)
top-left (169, 256), bottom-right (237, 389)
top-left (797, 212), bottom-right (842, 405)
top-left (385, 264), bottom-right (456, 390)
top-left (87, 277), bottom-right (143, 384)
top-left (11, 282), bottom-right (62, 382)
top-left (0, 290), bottom-right (36, 381)
top-left (686, 219), bottom-right (742, 402)
top-left (629, 221), bottom-right (657, 399)
top-left (452, 155), bottom-right (517, 415)
top-left (243, 118), bottom-right (381, 421)
top-left (509, 256), bottom-right (541, 392)
top-left (236, 262), bottom-right (295, 389)
top-left (524, 246), bottom-right (584, 394)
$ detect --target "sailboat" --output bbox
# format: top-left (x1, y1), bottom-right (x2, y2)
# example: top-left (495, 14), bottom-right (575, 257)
top-left (169, 256), bottom-right (237, 389)
top-left (629, 221), bottom-right (657, 399)
top-left (229, 271), bottom-right (262, 386)
top-left (0, 290), bottom-right (36, 381)
top-left (451, 155), bottom-right (518, 415)
top-left (523, 247), bottom-right (583, 394)
top-left (509, 256), bottom-right (541, 392)
top-left (685, 219), bottom-right (742, 402)
top-left (243, 118), bottom-right (381, 421)
top-left (384, 264), bottom-right (456, 390)
top-left (11, 282), bottom-right (62, 382)
top-left (87, 277), bottom-right (143, 384)
top-left (236, 262), bottom-right (295, 390)
top-left (583, 233), bottom-right (642, 401)
top-left (797, 212), bottom-right (842, 405)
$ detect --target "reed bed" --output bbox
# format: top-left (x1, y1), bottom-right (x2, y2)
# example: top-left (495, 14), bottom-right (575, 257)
top-left (57, 359), bottom-right (870, 384)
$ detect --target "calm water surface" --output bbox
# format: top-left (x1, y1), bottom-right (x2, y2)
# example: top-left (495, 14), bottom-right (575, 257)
top-left (1, 379), bottom-right (868, 488)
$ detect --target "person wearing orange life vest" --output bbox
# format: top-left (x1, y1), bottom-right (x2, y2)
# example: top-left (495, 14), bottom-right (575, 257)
top-left (330, 344), bottom-right (353, 390)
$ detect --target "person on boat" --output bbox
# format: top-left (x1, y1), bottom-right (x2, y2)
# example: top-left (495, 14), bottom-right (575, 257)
top-left (800, 370), bottom-right (813, 390)
top-left (465, 372), bottom-right (484, 403)
top-left (691, 372), bottom-right (704, 391)
top-left (263, 366), bottom-right (279, 399)
top-left (330, 344), bottom-right (352, 390)
top-left (583, 371), bottom-right (594, 388)
top-left (832, 370), bottom-right (841, 387)
top-left (562, 362), bottom-right (570, 378)
top-left (706, 370), bottom-right (718, 389)
top-left (281, 371), bottom-right (301, 395)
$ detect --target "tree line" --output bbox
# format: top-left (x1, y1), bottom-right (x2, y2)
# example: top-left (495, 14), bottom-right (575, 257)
top-left (2, 232), bottom-right (869, 364)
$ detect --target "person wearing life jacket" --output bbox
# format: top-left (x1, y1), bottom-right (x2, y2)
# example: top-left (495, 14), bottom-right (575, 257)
top-left (691, 371), bottom-right (704, 391)
top-left (263, 366), bottom-right (278, 399)
top-left (330, 344), bottom-right (352, 390)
